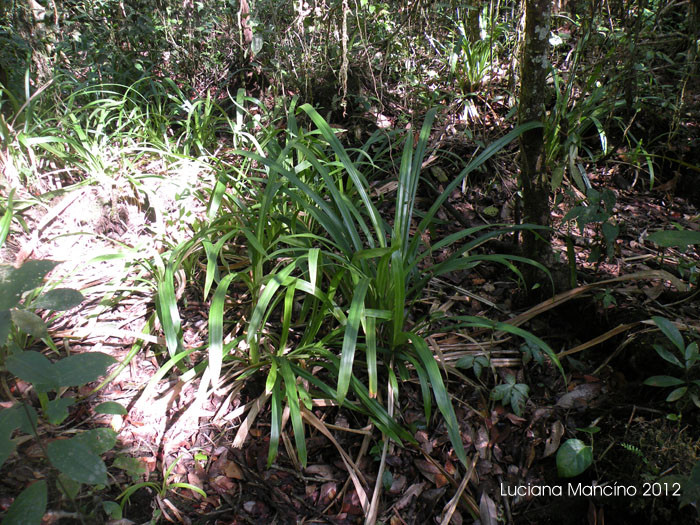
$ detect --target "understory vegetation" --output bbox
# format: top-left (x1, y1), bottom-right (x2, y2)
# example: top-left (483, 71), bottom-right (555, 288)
top-left (1, 0), bottom-right (699, 523)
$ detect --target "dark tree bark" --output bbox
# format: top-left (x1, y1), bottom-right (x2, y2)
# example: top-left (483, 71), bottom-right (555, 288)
top-left (518, 0), bottom-right (554, 291)
top-left (466, 0), bottom-right (481, 43)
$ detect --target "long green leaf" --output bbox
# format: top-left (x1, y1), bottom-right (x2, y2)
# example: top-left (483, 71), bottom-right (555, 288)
top-left (300, 104), bottom-right (386, 247)
top-left (390, 250), bottom-right (406, 347)
top-left (156, 263), bottom-right (183, 358)
top-left (247, 262), bottom-right (297, 362)
top-left (408, 122), bottom-right (542, 261)
top-left (363, 315), bottom-right (378, 398)
top-left (408, 333), bottom-right (467, 467)
top-left (209, 273), bottom-right (237, 390)
top-left (396, 108), bottom-right (436, 257)
top-left (267, 375), bottom-right (282, 467)
top-left (0, 188), bottom-right (14, 249)
top-left (337, 278), bottom-right (370, 405)
top-left (652, 316), bottom-right (685, 353)
top-left (279, 358), bottom-right (306, 467)
top-left (442, 316), bottom-right (564, 378)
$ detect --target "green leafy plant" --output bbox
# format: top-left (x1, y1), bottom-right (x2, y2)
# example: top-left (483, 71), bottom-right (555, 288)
top-left (620, 442), bottom-right (651, 468)
top-left (490, 374), bottom-right (529, 417)
top-left (117, 456), bottom-right (206, 520)
top-left (563, 187), bottom-right (619, 262)
top-left (170, 100), bottom-right (561, 472)
top-left (456, 354), bottom-right (490, 379)
top-left (557, 438), bottom-right (593, 478)
top-left (0, 253), bottom-right (120, 522)
top-left (557, 425), bottom-right (599, 478)
top-left (643, 316), bottom-right (700, 406)
top-left (648, 227), bottom-right (700, 287)
top-left (1, 258), bottom-right (84, 362)
top-left (1, 362), bottom-right (118, 522)
top-left (675, 459), bottom-right (700, 518)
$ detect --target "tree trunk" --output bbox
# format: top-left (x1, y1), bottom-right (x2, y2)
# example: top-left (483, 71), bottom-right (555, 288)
top-left (518, 0), bottom-right (554, 291)
top-left (466, 0), bottom-right (481, 42)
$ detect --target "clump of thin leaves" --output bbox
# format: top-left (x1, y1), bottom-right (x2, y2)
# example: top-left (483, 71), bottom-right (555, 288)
top-left (164, 98), bottom-right (560, 469)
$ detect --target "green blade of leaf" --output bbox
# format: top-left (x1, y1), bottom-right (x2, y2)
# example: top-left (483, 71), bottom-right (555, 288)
top-left (267, 376), bottom-right (282, 467)
top-left (439, 316), bottom-right (564, 379)
top-left (409, 333), bottom-right (467, 467)
top-left (652, 316), bottom-right (685, 353)
top-left (390, 250), bottom-right (406, 347)
top-left (409, 122), bottom-right (542, 260)
top-left (156, 263), bottom-right (184, 358)
top-left (652, 343), bottom-right (683, 368)
top-left (400, 352), bottom-right (432, 423)
top-left (666, 387), bottom-right (688, 402)
top-left (209, 273), bottom-right (236, 389)
top-left (644, 375), bottom-right (685, 387)
top-left (337, 278), bottom-right (370, 405)
top-left (247, 262), bottom-right (297, 361)
top-left (278, 280), bottom-right (296, 353)
top-left (300, 104), bottom-right (386, 247)
top-left (0, 189), bottom-right (14, 249)
top-left (279, 358), bottom-right (306, 467)
top-left (363, 315), bottom-right (377, 398)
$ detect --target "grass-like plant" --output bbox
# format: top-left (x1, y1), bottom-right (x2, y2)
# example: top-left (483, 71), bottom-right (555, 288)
top-left (170, 100), bottom-right (561, 470)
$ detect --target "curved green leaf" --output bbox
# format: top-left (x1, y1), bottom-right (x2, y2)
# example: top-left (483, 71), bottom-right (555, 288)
top-left (156, 262), bottom-right (184, 358)
top-left (47, 439), bottom-right (107, 485)
top-left (209, 273), bottom-right (237, 389)
top-left (0, 260), bottom-right (58, 310)
top-left (10, 310), bottom-right (48, 339)
top-left (95, 401), bottom-right (127, 415)
top-left (279, 358), bottom-right (306, 467)
top-left (652, 316), bottom-right (685, 353)
top-left (409, 333), bottom-right (467, 467)
top-left (648, 230), bottom-right (700, 248)
top-left (32, 288), bottom-right (84, 311)
top-left (556, 439), bottom-right (592, 478)
top-left (53, 352), bottom-right (117, 387)
top-left (5, 351), bottom-right (57, 391)
top-left (666, 387), bottom-right (688, 402)
top-left (2, 480), bottom-right (47, 525)
top-left (652, 343), bottom-right (683, 368)
top-left (644, 375), bottom-right (685, 387)
top-left (337, 278), bottom-right (370, 405)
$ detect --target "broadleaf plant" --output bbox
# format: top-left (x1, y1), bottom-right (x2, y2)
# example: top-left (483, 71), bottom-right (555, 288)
top-left (644, 316), bottom-right (700, 406)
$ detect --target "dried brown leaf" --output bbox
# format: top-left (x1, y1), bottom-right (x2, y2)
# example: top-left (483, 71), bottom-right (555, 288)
top-left (479, 492), bottom-right (498, 525)
top-left (543, 421), bottom-right (565, 458)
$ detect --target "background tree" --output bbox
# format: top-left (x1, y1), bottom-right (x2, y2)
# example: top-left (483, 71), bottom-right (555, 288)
top-left (517, 0), bottom-right (555, 291)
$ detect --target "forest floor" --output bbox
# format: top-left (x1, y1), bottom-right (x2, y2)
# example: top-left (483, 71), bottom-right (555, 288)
top-left (2, 94), bottom-right (700, 524)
